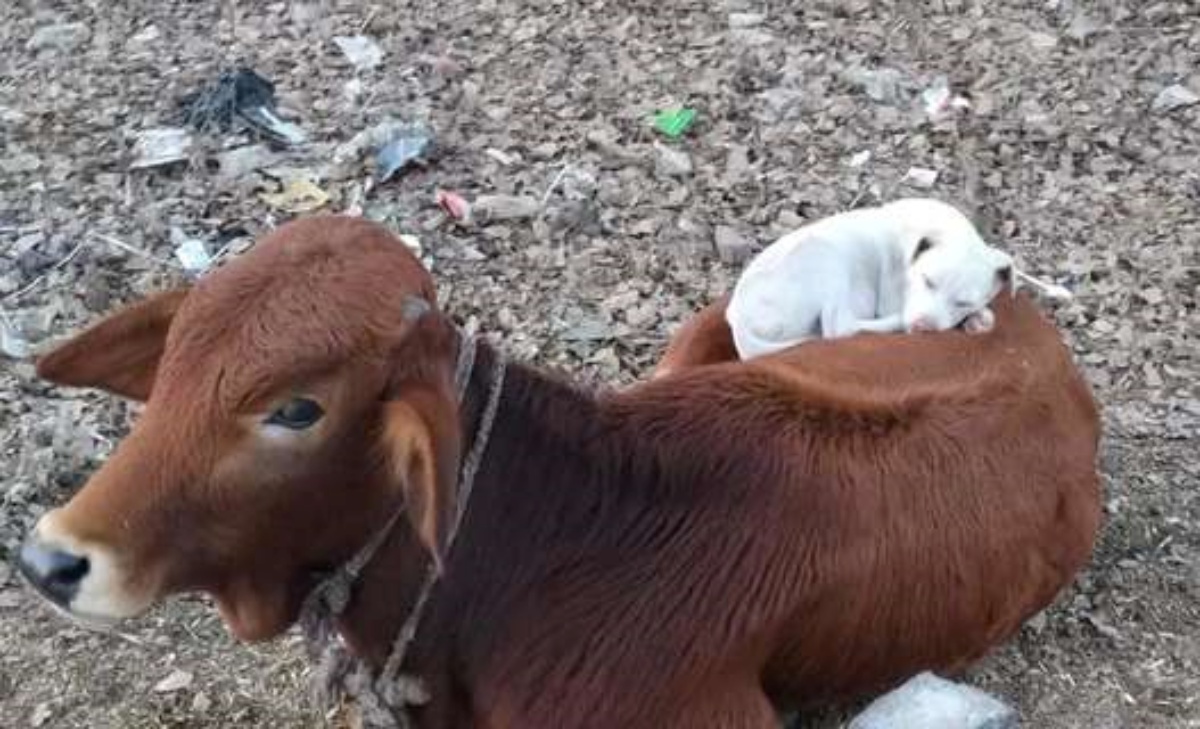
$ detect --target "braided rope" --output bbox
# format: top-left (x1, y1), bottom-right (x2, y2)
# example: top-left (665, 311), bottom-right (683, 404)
top-left (301, 329), bottom-right (504, 728)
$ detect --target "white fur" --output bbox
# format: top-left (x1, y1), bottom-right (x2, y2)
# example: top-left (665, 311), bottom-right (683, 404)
top-left (726, 198), bottom-right (1013, 360)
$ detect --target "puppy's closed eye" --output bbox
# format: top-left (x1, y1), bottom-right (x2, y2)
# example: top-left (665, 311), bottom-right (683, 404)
top-left (912, 237), bottom-right (935, 262)
top-left (922, 274), bottom-right (937, 291)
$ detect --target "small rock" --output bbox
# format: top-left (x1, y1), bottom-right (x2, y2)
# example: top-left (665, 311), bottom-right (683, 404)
top-left (654, 143), bottom-right (693, 178)
top-left (849, 672), bottom-right (1018, 729)
top-left (191, 691), bottom-right (213, 713)
top-left (1152, 84), bottom-right (1200, 113)
top-left (0, 152), bottom-right (42, 175)
top-left (154, 669), bottom-right (195, 693)
top-left (903, 167), bottom-right (939, 189)
top-left (0, 272), bottom-right (20, 296)
top-left (1065, 12), bottom-right (1101, 42)
top-left (26, 22), bottom-right (90, 53)
top-left (215, 144), bottom-right (276, 179)
top-left (728, 12), bottom-right (765, 28)
top-left (1025, 610), bottom-right (1049, 633)
top-left (333, 35), bottom-right (384, 72)
top-left (1028, 31), bottom-right (1059, 50)
top-left (30, 703), bottom-right (52, 727)
top-left (848, 150), bottom-right (872, 167)
top-left (714, 226), bottom-right (754, 264)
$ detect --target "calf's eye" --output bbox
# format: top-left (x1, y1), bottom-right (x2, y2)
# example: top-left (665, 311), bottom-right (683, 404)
top-left (266, 398), bottom-right (324, 430)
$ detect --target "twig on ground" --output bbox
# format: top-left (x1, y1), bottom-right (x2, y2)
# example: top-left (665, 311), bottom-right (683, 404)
top-left (91, 232), bottom-right (181, 269)
top-left (2, 240), bottom-right (86, 303)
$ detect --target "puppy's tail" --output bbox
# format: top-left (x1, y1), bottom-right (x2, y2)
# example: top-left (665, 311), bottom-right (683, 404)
top-left (1014, 269), bottom-right (1073, 301)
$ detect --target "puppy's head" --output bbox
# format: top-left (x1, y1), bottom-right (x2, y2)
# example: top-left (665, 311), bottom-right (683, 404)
top-left (885, 199), bottom-right (1013, 332)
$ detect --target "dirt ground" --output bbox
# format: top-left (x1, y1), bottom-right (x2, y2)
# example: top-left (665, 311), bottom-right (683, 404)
top-left (2, 1), bottom-right (1198, 727)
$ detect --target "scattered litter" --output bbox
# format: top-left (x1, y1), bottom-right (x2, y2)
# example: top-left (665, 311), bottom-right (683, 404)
top-left (375, 124), bottom-right (435, 182)
top-left (436, 189), bottom-right (471, 222)
top-left (1152, 84), bottom-right (1199, 113)
top-left (398, 234), bottom-right (423, 257)
top-left (0, 317), bottom-right (30, 359)
top-left (170, 228), bottom-right (213, 276)
top-left (1015, 269), bottom-right (1074, 301)
top-left (903, 167), bottom-right (939, 189)
top-left (485, 148), bottom-right (518, 167)
top-left (260, 178), bottom-right (330, 213)
top-left (921, 76), bottom-right (972, 122)
top-left (472, 194), bottom-right (541, 223)
top-left (849, 672), bottom-right (1017, 729)
top-left (850, 66), bottom-right (905, 104)
top-left (654, 143), bottom-right (694, 178)
top-left (848, 150), bottom-right (872, 167)
top-left (153, 669), bottom-right (195, 694)
top-left (652, 107), bottom-right (697, 139)
top-left (181, 67), bottom-right (307, 146)
top-left (333, 35), bottom-right (384, 72)
top-left (130, 127), bottom-right (193, 169)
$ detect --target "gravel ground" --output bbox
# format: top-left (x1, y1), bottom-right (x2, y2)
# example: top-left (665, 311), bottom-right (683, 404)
top-left (2, 1), bottom-right (1198, 727)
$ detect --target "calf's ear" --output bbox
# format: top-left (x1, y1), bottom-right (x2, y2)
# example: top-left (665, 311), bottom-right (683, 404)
top-left (380, 384), bottom-right (461, 572)
top-left (36, 289), bottom-right (189, 401)
top-left (379, 298), bottom-right (461, 570)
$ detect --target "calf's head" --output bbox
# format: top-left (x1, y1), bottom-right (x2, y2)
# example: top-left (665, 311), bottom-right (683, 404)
top-left (18, 216), bottom-right (462, 641)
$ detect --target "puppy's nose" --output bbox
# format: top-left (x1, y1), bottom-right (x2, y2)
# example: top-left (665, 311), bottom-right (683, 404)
top-left (908, 317), bottom-right (937, 332)
top-left (18, 539), bottom-right (90, 605)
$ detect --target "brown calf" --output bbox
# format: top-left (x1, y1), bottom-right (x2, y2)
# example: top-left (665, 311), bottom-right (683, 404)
top-left (653, 293), bottom-right (738, 378)
top-left (19, 216), bottom-right (1101, 728)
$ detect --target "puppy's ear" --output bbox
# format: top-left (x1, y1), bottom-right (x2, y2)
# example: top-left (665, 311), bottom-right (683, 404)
top-left (911, 236), bottom-right (935, 262)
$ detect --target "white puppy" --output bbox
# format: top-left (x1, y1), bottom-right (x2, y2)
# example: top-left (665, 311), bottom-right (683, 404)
top-left (726, 198), bottom-right (1013, 360)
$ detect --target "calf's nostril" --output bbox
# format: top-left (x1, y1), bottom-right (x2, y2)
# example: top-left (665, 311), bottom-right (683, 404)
top-left (18, 540), bottom-right (90, 604)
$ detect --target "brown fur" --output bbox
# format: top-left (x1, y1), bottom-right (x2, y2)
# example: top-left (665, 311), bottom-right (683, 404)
top-left (27, 216), bottom-right (1102, 727)
top-left (653, 293), bottom-right (738, 379)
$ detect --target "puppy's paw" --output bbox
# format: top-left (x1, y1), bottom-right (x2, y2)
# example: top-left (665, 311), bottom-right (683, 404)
top-left (964, 307), bottom-right (995, 334)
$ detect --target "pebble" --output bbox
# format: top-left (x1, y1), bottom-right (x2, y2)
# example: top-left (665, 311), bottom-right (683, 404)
top-left (215, 144), bottom-right (276, 179)
top-left (191, 691), bottom-right (213, 713)
top-left (849, 672), bottom-right (1018, 729)
top-left (26, 22), bottom-right (90, 53)
top-left (728, 12), bottom-right (765, 28)
top-left (1152, 84), bottom-right (1199, 113)
top-left (153, 669), bottom-right (195, 693)
top-left (472, 194), bottom-right (542, 223)
top-left (714, 226), bottom-right (754, 264)
top-left (654, 143), bottom-right (694, 178)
